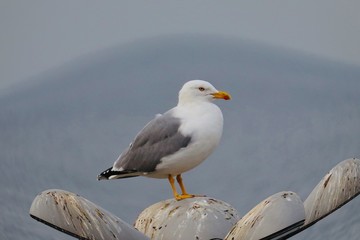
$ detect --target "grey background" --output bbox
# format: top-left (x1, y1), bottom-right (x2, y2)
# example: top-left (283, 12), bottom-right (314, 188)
top-left (1, 2), bottom-right (360, 240)
top-left (1, 1), bottom-right (360, 92)
top-left (1, 36), bottom-right (360, 239)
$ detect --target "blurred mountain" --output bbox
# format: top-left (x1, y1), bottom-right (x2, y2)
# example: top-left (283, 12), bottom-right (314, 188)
top-left (1, 35), bottom-right (360, 239)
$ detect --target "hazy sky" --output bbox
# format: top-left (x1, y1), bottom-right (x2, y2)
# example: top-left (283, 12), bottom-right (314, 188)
top-left (1, 1), bottom-right (360, 92)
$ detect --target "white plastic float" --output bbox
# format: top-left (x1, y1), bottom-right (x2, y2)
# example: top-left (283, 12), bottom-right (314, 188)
top-left (30, 158), bottom-right (360, 239)
top-left (134, 197), bottom-right (240, 239)
top-left (224, 191), bottom-right (305, 240)
top-left (29, 190), bottom-right (149, 240)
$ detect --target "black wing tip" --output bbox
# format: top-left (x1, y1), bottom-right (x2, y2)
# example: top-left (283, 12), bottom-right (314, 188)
top-left (97, 167), bottom-right (139, 180)
top-left (97, 167), bottom-right (114, 181)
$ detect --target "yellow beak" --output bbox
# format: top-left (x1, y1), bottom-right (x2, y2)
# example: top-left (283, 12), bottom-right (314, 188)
top-left (211, 91), bottom-right (231, 100)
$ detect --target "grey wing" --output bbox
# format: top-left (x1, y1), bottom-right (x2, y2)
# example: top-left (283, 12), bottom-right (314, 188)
top-left (113, 112), bottom-right (192, 173)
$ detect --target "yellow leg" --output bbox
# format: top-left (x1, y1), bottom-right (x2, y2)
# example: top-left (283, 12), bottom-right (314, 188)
top-left (176, 174), bottom-right (189, 195)
top-left (168, 175), bottom-right (195, 201)
top-left (176, 174), bottom-right (195, 200)
top-left (167, 175), bottom-right (179, 199)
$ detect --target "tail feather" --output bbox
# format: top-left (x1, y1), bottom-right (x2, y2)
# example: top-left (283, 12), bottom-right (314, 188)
top-left (97, 167), bottom-right (139, 180)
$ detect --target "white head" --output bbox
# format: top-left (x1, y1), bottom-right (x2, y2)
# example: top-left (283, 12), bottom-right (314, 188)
top-left (178, 80), bottom-right (231, 105)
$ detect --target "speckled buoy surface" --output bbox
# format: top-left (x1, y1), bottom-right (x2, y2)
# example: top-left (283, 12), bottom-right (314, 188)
top-left (225, 191), bottom-right (305, 240)
top-left (29, 189), bottom-right (149, 240)
top-left (304, 158), bottom-right (360, 225)
top-left (29, 159), bottom-right (360, 239)
top-left (134, 197), bottom-right (241, 240)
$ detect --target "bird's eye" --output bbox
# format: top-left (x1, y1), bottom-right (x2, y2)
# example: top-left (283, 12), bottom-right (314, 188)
top-left (198, 87), bottom-right (205, 92)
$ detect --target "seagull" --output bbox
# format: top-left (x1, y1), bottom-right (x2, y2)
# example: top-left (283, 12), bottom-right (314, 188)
top-left (98, 80), bottom-right (231, 200)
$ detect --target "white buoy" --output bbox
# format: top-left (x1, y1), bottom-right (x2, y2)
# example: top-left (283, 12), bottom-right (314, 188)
top-left (29, 189), bottom-right (149, 240)
top-left (29, 158), bottom-right (360, 239)
top-left (272, 158), bottom-right (360, 239)
top-left (134, 197), bottom-right (241, 240)
top-left (304, 158), bottom-right (360, 225)
top-left (225, 191), bottom-right (305, 240)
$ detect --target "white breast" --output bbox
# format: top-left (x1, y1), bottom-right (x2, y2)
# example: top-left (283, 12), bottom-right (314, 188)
top-left (150, 102), bottom-right (223, 178)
